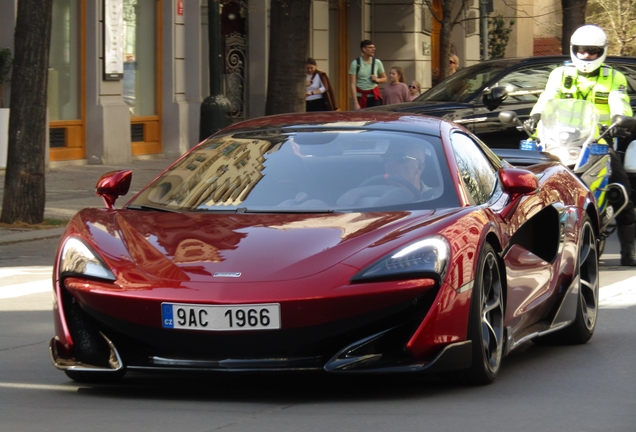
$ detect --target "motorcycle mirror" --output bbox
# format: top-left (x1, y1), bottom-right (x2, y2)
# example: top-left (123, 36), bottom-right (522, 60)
top-left (498, 111), bottom-right (518, 124)
top-left (616, 116), bottom-right (636, 131)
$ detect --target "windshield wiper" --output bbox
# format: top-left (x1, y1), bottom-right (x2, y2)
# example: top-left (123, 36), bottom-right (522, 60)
top-left (184, 207), bottom-right (336, 214)
top-left (242, 208), bottom-right (335, 214)
top-left (126, 204), bottom-right (181, 213)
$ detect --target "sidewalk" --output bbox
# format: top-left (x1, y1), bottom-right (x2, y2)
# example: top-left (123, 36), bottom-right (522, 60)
top-left (0, 157), bottom-right (174, 245)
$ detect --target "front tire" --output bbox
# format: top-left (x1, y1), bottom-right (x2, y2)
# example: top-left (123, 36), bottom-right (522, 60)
top-left (451, 243), bottom-right (505, 385)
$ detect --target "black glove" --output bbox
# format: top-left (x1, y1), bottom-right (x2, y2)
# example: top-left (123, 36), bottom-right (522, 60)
top-left (609, 115), bottom-right (627, 137)
top-left (610, 126), bottom-right (629, 138)
top-left (523, 113), bottom-right (541, 133)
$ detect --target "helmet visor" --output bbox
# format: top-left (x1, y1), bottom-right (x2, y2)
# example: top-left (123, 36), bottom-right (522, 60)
top-left (573, 45), bottom-right (604, 56)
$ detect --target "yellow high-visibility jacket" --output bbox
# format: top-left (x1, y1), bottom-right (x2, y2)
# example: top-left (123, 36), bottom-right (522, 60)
top-left (531, 64), bottom-right (632, 126)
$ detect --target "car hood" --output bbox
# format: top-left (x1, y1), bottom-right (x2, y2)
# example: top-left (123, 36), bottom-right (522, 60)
top-left (72, 208), bottom-right (456, 283)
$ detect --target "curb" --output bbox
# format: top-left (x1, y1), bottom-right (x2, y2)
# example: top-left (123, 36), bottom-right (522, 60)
top-left (0, 227), bottom-right (66, 245)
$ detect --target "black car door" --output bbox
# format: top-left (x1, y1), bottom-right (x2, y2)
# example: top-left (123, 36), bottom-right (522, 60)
top-left (470, 61), bottom-right (563, 149)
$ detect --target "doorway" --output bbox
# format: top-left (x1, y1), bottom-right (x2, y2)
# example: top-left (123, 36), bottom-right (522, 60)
top-left (123, 0), bottom-right (162, 156)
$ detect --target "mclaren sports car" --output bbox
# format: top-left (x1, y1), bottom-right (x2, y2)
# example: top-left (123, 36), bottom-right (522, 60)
top-left (50, 111), bottom-right (601, 385)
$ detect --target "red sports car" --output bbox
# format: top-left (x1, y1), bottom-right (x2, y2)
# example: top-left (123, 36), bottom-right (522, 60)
top-left (50, 111), bottom-right (600, 385)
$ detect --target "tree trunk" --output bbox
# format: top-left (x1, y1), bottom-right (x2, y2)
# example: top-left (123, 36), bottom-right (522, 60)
top-left (265, 0), bottom-right (311, 115)
top-left (0, 0), bottom-right (52, 224)
top-left (561, 0), bottom-right (588, 54)
top-left (439, 0), bottom-right (453, 79)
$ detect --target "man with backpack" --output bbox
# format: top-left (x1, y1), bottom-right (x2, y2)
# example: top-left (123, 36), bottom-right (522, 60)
top-left (349, 40), bottom-right (386, 109)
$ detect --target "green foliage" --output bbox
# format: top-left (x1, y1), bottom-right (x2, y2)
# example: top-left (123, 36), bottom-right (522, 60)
top-left (488, 12), bottom-right (515, 59)
top-left (586, 0), bottom-right (636, 56)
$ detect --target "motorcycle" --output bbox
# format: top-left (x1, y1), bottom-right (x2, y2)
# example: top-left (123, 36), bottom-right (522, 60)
top-left (499, 99), bottom-right (636, 254)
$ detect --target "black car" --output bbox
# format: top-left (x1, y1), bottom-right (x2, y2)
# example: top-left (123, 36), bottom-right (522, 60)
top-left (367, 56), bottom-right (636, 149)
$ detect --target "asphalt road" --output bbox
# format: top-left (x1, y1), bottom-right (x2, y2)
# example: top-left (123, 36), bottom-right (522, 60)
top-left (1, 236), bottom-right (635, 432)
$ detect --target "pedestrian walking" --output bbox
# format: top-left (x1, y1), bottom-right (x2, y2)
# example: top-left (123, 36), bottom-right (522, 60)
top-left (383, 66), bottom-right (411, 105)
top-left (408, 80), bottom-right (421, 101)
top-left (349, 40), bottom-right (386, 109)
top-left (306, 58), bottom-right (338, 112)
top-left (449, 54), bottom-right (459, 75)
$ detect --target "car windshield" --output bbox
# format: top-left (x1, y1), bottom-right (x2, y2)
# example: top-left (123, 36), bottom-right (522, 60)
top-left (416, 63), bottom-right (510, 102)
top-left (128, 129), bottom-right (459, 213)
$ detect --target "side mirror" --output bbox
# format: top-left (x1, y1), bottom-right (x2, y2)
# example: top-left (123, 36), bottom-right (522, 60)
top-left (96, 170), bottom-right (132, 209)
top-left (482, 86), bottom-right (508, 110)
top-left (499, 167), bottom-right (538, 196)
top-left (498, 167), bottom-right (538, 220)
top-left (498, 110), bottom-right (519, 125)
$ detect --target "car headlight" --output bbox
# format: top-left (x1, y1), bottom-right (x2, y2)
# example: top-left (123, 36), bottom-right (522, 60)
top-left (351, 236), bottom-right (449, 284)
top-left (59, 237), bottom-right (116, 281)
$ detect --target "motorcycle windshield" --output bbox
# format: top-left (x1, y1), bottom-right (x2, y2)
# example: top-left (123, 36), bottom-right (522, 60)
top-left (540, 99), bottom-right (598, 150)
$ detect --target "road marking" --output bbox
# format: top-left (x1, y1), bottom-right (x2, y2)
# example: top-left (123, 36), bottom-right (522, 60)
top-left (0, 382), bottom-right (84, 392)
top-left (599, 275), bottom-right (636, 309)
top-left (0, 279), bottom-right (51, 299)
top-left (0, 266), bottom-right (52, 277)
top-left (0, 266), bottom-right (53, 299)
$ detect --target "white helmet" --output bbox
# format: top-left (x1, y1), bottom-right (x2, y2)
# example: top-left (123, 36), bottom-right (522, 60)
top-left (570, 25), bottom-right (608, 74)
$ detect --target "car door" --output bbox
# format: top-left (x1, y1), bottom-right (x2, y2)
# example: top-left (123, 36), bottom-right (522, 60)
top-left (471, 61), bottom-right (563, 149)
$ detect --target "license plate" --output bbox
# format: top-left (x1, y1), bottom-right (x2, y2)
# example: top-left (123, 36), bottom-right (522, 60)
top-left (161, 302), bottom-right (281, 331)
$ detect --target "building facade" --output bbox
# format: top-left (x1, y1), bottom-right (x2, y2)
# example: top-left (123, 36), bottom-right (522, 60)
top-left (0, 0), bottom-right (551, 168)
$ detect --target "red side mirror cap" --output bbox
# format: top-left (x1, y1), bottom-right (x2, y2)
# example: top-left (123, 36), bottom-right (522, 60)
top-left (499, 167), bottom-right (538, 196)
top-left (96, 170), bottom-right (132, 209)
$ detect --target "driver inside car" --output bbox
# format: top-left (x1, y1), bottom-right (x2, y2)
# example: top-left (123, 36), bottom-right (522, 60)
top-left (379, 142), bottom-right (431, 197)
top-left (337, 142), bottom-right (433, 208)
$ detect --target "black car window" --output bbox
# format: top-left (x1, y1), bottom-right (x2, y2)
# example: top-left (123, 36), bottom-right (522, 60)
top-left (417, 63), bottom-right (511, 102)
top-left (608, 62), bottom-right (636, 96)
top-left (497, 63), bottom-right (562, 104)
top-left (451, 133), bottom-right (497, 205)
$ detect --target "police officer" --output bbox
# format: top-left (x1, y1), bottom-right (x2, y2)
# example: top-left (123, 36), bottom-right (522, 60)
top-left (528, 24), bottom-right (636, 266)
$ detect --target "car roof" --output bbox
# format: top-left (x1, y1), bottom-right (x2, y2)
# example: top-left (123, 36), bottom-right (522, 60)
top-left (217, 111), bottom-right (446, 136)
top-left (475, 55), bottom-right (636, 67)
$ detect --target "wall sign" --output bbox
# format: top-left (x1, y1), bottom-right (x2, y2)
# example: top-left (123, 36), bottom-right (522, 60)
top-left (177, 0), bottom-right (184, 16)
top-left (103, 0), bottom-right (124, 81)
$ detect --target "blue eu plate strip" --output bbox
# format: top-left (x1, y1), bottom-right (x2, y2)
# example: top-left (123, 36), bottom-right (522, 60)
top-left (162, 303), bottom-right (174, 328)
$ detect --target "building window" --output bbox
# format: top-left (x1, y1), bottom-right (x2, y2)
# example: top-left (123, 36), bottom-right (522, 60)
top-left (123, 0), bottom-right (157, 117)
top-left (48, 0), bottom-right (80, 121)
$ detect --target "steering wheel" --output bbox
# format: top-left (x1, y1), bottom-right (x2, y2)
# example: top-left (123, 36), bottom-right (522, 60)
top-left (359, 174), bottom-right (421, 198)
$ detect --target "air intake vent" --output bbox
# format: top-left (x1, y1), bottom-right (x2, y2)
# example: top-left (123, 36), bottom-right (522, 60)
top-left (131, 124), bottom-right (145, 142)
top-left (49, 128), bottom-right (66, 148)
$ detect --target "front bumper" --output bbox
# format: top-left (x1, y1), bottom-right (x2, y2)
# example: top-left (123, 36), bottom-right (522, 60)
top-left (51, 280), bottom-right (473, 375)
